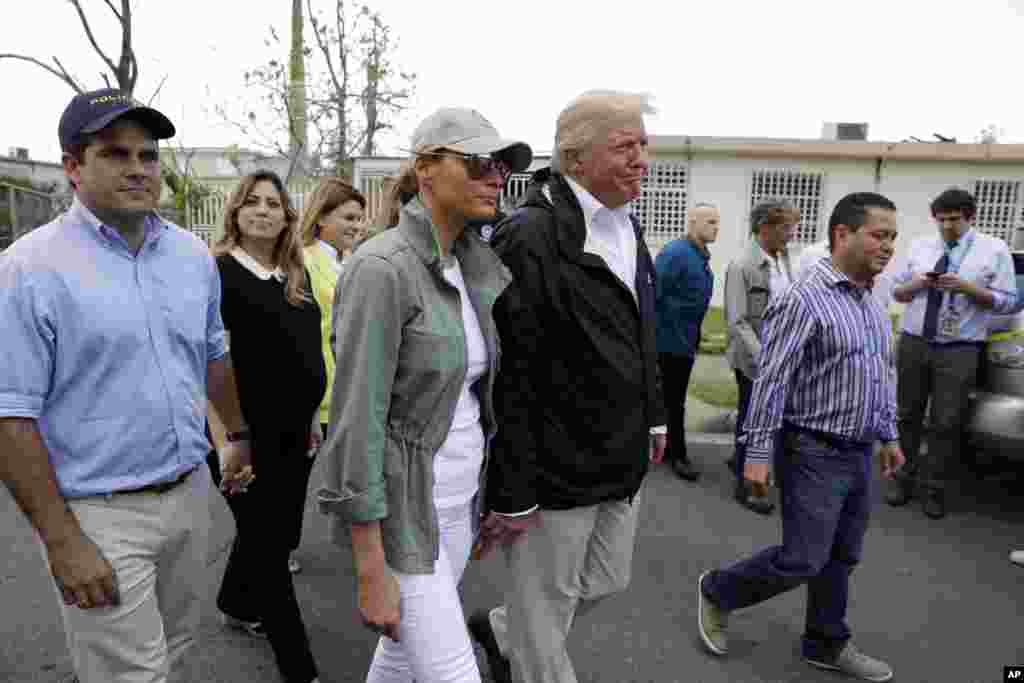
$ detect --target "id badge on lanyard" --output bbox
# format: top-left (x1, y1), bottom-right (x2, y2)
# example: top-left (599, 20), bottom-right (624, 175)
top-left (939, 235), bottom-right (974, 338)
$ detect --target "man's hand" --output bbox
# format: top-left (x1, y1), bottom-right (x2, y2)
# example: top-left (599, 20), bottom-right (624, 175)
top-left (48, 529), bottom-right (120, 610)
top-left (649, 433), bottom-right (667, 464)
top-left (220, 440), bottom-right (254, 496)
top-left (744, 461), bottom-right (771, 487)
top-left (357, 567), bottom-right (401, 642)
top-left (877, 442), bottom-right (905, 479)
top-left (473, 510), bottom-right (541, 560)
top-left (934, 273), bottom-right (971, 294)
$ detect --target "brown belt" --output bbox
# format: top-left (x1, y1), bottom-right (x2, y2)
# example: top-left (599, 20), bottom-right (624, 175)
top-left (115, 467), bottom-right (197, 496)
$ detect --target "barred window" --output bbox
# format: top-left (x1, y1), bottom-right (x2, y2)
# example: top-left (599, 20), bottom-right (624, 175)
top-left (632, 161), bottom-right (689, 251)
top-left (500, 172), bottom-right (533, 213)
top-left (972, 179), bottom-right (1021, 246)
top-left (749, 169), bottom-right (825, 245)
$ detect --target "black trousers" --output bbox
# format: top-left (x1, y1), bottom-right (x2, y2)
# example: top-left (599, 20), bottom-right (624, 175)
top-left (896, 333), bottom-right (980, 491)
top-left (733, 370), bottom-right (755, 478)
top-left (209, 441), bottom-right (319, 683)
top-left (659, 352), bottom-right (696, 464)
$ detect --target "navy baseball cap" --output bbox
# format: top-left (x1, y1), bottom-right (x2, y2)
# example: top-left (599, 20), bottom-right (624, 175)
top-left (59, 88), bottom-right (176, 152)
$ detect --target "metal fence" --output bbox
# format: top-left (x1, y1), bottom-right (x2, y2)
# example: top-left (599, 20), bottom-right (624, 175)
top-left (0, 183), bottom-right (67, 250)
top-left (187, 179), bottom-right (319, 241)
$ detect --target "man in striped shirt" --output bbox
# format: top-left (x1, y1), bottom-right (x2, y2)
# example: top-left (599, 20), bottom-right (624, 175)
top-left (697, 193), bottom-right (905, 683)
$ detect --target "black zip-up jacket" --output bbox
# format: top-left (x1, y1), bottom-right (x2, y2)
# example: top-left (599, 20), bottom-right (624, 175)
top-left (486, 170), bottom-right (666, 512)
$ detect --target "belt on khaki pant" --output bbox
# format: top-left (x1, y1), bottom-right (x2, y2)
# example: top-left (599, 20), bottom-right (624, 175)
top-left (114, 466), bottom-right (198, 496)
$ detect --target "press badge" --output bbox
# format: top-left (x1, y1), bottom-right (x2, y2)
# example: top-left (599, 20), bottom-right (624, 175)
top-left (940, 304), bottom-right (961, 337)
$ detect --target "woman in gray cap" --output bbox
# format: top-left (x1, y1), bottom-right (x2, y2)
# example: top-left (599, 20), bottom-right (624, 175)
top-left (317, 108), bottom-right (532, 682)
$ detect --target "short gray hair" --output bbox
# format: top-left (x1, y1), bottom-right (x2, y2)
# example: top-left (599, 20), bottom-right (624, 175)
top-left (552, 90), bottom-right (656, 174)
top-left (750, 198), bottom-right (800, 234)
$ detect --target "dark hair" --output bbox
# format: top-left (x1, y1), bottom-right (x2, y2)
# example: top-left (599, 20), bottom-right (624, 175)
top-left (828, 192), bottom-right (897, 252)
top-left (749, 198), bottom-right (800, 234)
top-left (930, 188), bottom-right (976, 221)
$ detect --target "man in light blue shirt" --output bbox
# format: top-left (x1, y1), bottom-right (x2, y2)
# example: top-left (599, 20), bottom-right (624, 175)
top-left (0, 89), bottom-right (253, 682)
top-left (889, 187), bottom-right (1017, 520)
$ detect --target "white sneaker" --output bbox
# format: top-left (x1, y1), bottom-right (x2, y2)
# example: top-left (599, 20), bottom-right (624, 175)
top-left (289, 555), bottom-right (302, 574)
top-left (1011, 550), bottom-right (1024, 566)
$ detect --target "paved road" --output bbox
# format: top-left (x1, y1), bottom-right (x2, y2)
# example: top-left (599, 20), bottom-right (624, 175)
top-left (2, 441), bottom-right (1022, 683)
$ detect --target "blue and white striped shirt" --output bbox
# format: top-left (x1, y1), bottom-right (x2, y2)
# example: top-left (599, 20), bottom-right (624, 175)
top-left (742, 258), bottom-right (898, 464)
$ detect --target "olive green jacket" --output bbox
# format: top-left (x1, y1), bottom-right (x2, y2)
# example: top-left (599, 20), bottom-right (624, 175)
top-left (317, 197), bottom-right (511, 574)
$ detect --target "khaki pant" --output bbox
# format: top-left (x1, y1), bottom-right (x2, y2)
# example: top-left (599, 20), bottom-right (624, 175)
top-left (489, 493), bottom-right (640, 683)
top-left (39, 465), bottom-right (212, 683)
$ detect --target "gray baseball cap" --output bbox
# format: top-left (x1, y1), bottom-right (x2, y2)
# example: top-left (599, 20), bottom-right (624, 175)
top-left (410, 107), bottom-right (533, 173)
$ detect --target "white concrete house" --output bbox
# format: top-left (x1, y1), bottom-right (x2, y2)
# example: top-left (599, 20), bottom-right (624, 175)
top-left (352, 133), bottom-right (1024, 307)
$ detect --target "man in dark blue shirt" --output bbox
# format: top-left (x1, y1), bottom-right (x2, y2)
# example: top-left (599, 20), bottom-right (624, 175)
top-left (654, 203), bottom-right (719, 481)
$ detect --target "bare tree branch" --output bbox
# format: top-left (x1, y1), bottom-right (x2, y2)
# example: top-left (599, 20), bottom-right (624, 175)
top-left (146, 73), bottom-right (169, 105)
top-left (122, 1), bottom-right (137, 94)
top-left (50, 56), bottom-right (85, 90)
top-left (68, 0), bottom-right (120, 83)
top-left (101, 0), bottom-right (122, 21)
top-left (0, 54), bottom-right (84, 93)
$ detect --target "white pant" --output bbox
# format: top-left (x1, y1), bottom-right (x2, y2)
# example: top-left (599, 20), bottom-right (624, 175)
top-left (366, 501), bottom-right (481, 683)
top-left (40, 465), bottom-right (212, 683)
top-left (489, 495), bottom-right (640, 683)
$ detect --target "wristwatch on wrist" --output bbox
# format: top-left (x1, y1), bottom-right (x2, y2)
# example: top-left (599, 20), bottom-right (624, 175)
top-left (225, 429), bottom-right (252, 443)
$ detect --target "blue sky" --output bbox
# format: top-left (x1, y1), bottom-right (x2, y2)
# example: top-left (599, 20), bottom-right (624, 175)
top-left (3, 0), bottom-right (1022, 163)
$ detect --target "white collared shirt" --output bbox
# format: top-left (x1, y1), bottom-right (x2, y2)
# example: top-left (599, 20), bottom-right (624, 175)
top-left (230, 246), bottom-right (286, 282)
top-left (563, 176), bottom-right (638, 302)
top-left (896, 228), bottom-right (1018, 342)
top-left (318, 240), bottom-right (343, 277)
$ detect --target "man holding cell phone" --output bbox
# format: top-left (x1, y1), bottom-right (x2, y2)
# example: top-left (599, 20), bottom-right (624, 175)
top-left (889, 188), bottom-right (1018, 520)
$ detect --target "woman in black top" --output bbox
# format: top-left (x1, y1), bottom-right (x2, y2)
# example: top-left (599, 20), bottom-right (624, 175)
top-left (207, 170), bottom-right (326, 683)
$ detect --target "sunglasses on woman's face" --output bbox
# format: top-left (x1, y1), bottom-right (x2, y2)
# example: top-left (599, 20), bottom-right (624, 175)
top-left (420, 150), bottom-right (511, 181)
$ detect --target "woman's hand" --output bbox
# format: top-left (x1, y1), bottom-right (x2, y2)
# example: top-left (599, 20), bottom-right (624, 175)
top-left (308, 417), bottom-right (323, 457)
top-left (220, 441), bottom-right (254, 496)
top-left (357, 567), bottom-right (401, 641)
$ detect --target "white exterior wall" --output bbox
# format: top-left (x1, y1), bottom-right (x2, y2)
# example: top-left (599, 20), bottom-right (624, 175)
top-left (0, 156), bottom-right (69, 192)
top-left (353, 153), bottom-right (1024, 308)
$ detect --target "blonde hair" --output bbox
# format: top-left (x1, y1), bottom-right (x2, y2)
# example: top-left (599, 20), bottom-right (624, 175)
top-left (377, 156), bottom-right (437, 230)
top-left (213, 170), bottom-right (311, 307)
top-left (552, 90), bottom-right (656, 174)
top-left (299, 177), bottom-right (367, 247)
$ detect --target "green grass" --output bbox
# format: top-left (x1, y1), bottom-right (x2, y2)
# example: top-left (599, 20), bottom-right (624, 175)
top-left (698, 306), bottom-right (727, 354)
top-left (688, 378), bottom-right (738, 408)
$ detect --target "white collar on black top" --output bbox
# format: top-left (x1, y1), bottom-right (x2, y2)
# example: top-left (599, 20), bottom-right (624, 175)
top-left (230, 246), bottom-right (286, 282)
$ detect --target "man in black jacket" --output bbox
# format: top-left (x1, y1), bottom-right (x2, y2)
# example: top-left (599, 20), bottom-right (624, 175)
top-left (467, 90), bottom-right (666, 683)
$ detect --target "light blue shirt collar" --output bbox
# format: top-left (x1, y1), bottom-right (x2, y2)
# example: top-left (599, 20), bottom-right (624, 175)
top-left (69, 196), bottom-right (164, 251)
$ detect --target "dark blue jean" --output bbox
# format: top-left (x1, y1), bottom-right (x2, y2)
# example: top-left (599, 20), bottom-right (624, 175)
top-left (703, 426), bottom-right (873, 661)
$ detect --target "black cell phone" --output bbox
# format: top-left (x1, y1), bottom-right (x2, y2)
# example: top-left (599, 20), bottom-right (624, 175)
top-left (925, 272), bottom-right (941, 279)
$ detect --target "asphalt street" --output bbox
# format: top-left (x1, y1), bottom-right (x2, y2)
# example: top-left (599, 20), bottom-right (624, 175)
top-left (2, 438), bottom-right (1022, 683)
